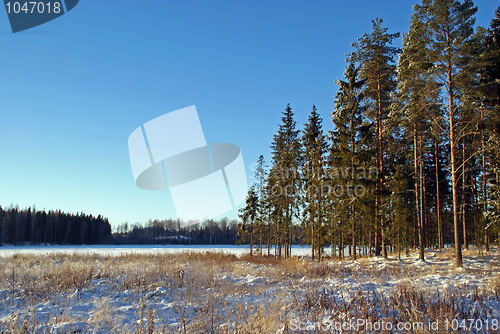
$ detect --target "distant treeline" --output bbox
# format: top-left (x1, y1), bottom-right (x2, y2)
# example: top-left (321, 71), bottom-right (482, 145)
top-left (113, 218), bottom-right (240, 245)
top-left (0, 205), bottom-right (112, 245)
top-left (0, 204), bottom-right (251, 246)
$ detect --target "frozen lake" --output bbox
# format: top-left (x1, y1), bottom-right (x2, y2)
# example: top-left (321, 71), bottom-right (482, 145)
top-left (0, 244), bottom-right (320, 257)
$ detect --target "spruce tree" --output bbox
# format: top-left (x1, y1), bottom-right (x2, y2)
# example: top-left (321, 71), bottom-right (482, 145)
top-left (237, 185), bottom-right (259, 256)
top-left (351, 19), bottom-right (400, 258)
top-left (268, 104), bottom-right (302, 258)
top-left (254, 155), bottom-right (268, 256)
top-left (301, 105), bottom-right (328, 261)
top-left (329, 60), bottom-right (372, 261)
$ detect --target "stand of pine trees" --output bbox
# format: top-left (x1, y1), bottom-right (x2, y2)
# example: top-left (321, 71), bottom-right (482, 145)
top-left (239, 2), bottom-right (500, 266)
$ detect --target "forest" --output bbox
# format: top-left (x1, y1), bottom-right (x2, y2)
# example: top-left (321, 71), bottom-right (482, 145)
top-left (0, 205), bottom-right (112, 245)
top-left (237, 2), bottom-right (500, 267)
top-left (113, 218), bottom-right (240, 245)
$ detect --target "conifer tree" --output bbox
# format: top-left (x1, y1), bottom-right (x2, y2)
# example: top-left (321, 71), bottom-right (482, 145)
top-left (477, 7), bottom-right (500, 248)
top-left (351, 19), bottom-right (400, 258)
top-left (417, 0), bottom-right (478, 266)
top-left (392, 10), bottom-right (435, 260)
top-left (428, 115), bottom-right (450, 250)
top-left (238, 186), bottom-right (259, 256)
top-left (301, 105), bottom-right (328, 261)
top-left (385, 155), bottom-right (413, 259)
top-left (268, 104), bottom-right (302, 258)
top-left (254, 155), bottom-right (268, 255)
top-left (329, 61), bottom-right (373, 261)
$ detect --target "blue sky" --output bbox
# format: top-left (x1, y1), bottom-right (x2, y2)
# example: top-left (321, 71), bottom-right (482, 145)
top-left (0, 0), bottom-right (497, 229)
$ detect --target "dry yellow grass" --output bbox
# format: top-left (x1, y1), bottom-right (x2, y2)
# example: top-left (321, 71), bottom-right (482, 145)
top-left (0, 248), bottom-right (499, 333)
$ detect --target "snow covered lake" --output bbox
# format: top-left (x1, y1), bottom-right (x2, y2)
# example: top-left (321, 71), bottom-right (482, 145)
top-left (0, 244), bottom-right (320, 257)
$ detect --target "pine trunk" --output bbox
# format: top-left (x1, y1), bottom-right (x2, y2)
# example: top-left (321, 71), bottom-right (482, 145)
top-left (449, 81), bottom-right (463, 267)
top-left (481, 108), bottom-right (489, 252)
top-left (415, 124), bottom-right (424, 260)
top-left (435, 140), bottom-right (443, 249)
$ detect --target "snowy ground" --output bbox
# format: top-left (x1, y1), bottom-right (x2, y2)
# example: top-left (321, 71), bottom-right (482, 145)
top-left (0, 246), bottom-right (498, 333)
top-left (0, 244), bottom-right (317, 257)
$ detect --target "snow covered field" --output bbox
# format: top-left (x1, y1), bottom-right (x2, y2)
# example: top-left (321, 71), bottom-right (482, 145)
top-left (0, 245), bottom-right (499, 333)
top-left (0, 244), bottom-right (317, 257)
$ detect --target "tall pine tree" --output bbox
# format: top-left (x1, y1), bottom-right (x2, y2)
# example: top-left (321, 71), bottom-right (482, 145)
top-left (392, 10), bottom-right (436, 260)
top-left (417, 0), bottom-right (478, 266)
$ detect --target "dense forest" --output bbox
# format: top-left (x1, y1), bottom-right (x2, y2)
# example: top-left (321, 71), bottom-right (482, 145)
top-left (237, 2), bottom-right (500, 266)
top-left (0, 205), bottom-right (112, 245)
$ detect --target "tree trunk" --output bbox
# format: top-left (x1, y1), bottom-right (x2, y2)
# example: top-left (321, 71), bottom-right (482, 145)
top-left (378, 75), bottom-right (387, 259)
top-left (449, 82), bottom-right (463, 267)
top-left (368, 218), bottom-right (372, 257)
top-left (317, 210), bottom-right (321, 262)
top-left (340, 230), bottom-right (344, 259)
top-left (461, 142), bottom-right (467, 250)
top-left (421, 138), bottom-right (429, 250)
top-left (435, 140), bottom-right (443, 249)
top-left (311, 215), bottom-right (315, 261)
top-left (352, 203), bottom-right (357, 261)
top-left (415, 125), bottom-right (424, 260)
top-left (481, 108), bottom-right (489, 252)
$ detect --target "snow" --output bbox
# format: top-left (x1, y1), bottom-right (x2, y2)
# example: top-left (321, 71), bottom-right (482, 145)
top-left (0, 244), bottom-right (318, 257)
top-left (0, 245), bottom-right (498, 333)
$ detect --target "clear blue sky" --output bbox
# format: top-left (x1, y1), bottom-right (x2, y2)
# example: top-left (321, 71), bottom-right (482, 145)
top-left (0, 0), bottom-right (497, 229)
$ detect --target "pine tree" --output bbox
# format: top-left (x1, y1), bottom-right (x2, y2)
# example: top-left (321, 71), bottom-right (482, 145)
top-left (392, 10), bottom-right (436, 260)
top-left (429, 116), bottom-right (450, 250)
top-left (478, 7), bottom-right (500, 110)
top-left (478, 7), bottom-right (500, 248)
top-left (418, 0), bottom-right (478, 266)
top-left (351, 19), bottom-right (400, 258)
